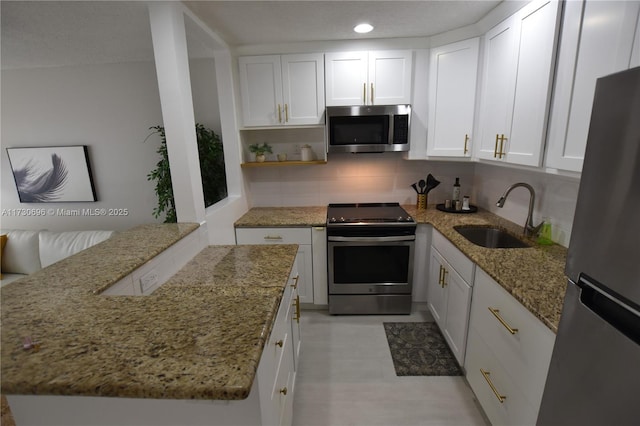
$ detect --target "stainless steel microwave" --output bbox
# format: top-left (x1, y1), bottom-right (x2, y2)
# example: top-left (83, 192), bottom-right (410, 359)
top-left (326, 104), bottom-right (411, 153)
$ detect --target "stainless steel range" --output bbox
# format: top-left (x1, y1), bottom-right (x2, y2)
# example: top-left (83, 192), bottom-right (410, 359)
top-left (326, 203), bottom-right (416, 314)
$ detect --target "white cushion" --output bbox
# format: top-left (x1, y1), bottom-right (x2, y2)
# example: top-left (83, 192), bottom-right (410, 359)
top-left (1, 230), bottom-right (42, 274)
top-left (1, 273), bottom-right (25, 287)
top-left (39, 230), bottom-right (114, 268)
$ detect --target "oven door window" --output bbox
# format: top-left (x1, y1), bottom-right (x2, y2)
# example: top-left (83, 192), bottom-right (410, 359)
top-left (332, 244), bottom-right (410, 284)
top-left (330, 115), bottom-right (389, 145)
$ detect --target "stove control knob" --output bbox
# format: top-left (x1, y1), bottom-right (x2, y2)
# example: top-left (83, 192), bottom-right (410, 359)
top-left (406, 216), bottom-right (412, 222)
top-left (340, 217), bottom-right (345, 222)
top-left (330, 217), bottom-right (336, 223)
top-left (398, 216), bottom-right (404, 221)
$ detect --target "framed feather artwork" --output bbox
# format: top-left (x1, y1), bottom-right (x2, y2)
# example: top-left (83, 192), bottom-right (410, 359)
top-left (6, 146), bottom-right (97, 202)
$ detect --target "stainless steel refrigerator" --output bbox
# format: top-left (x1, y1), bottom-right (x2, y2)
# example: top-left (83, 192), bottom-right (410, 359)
top-left (537, 66), bottom-right (640, 425)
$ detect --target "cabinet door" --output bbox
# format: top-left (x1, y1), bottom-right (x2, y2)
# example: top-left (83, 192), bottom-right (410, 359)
top-left (295, 244), bottom-right (314, 304)
top-left (281, 53), bottom-right (325, 125)
top-left (427, 249), bottom-right (448, 328)
top-left (311, 227), bottom-right (328, 305)
top-left (476, 16), bottom-right (518, 161)
top-left (427, 38), bottom-right (479, 158)
top-left (368, 50), bottom-right (413, 105)
top-left (325, 51), bottom-right (368, 106)
top-left (506, 0), bottom-right (560, 167)
top-left (545, 0), bottom-right (640, 172)
top-left (239, 55), bottom-right (283, 126)
top-left (442, 265), bottom-right (472, 366)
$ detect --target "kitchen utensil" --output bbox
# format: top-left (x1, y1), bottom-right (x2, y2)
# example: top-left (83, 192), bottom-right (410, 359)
top-left (418, 179), bottom-right (426, 194)
top-left (424, 174), bottom-right (441, 194)
top-left (411, 183), bottom-right (419, 194)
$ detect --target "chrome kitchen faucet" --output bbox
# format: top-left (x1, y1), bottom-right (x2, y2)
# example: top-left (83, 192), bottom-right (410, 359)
top-left (496, 182), bottom-right (543, 237)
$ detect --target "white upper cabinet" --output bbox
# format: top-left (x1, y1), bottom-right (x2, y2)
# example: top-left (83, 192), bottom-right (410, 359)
top-left (427, 38), bottom-right (480, 158)
top-left (239, 53), bottom-right (325, 127)
top-left (545, 0), bottom-right (640, 173)
top-left (325, 50), bottom-right (412, 106)
top-left (476, 0), bottom-right (561, 167)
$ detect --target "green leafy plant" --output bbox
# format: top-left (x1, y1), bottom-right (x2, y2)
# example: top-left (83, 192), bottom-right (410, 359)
top-left (146, 124), bottom-right (227, 223)
top-left (249, 142), bottom-right (273, 156)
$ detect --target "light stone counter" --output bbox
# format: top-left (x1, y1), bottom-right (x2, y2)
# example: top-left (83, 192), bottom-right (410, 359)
top-left (235, 205), bottom-right (567, 333)
top-left (1, 224), bottom-right (298, 401)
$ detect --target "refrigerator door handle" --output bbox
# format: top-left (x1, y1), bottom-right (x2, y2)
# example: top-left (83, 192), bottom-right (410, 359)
top-left (578, 275), bottom-right (640, 345)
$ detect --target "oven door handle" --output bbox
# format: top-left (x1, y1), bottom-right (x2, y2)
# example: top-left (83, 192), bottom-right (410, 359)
top-left (328, 235), bottom-right (415, 242)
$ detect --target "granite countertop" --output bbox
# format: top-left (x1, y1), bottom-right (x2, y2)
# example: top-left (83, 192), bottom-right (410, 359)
top-left (1, 224), bottom-right (298, 400)
top-left (235, 205), bottom-right (567, 333)
top-left (234, 206), bottom-right (327, 227)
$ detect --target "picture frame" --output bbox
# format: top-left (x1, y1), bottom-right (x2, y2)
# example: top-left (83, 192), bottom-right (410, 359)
top-left (6, 145), bottom-right (97, 203)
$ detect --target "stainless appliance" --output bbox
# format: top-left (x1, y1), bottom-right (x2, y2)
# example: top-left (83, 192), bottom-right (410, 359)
top-left (537, 67), bottom-right (640, 425)
top-left (326, 104), bottom-right (411, 153)
top-left (326, 203), bottom-right (416, 314)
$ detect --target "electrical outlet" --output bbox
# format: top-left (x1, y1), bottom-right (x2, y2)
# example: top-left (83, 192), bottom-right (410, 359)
top-left (140, 269), bottom-right (159, 293)
top-left (293, 144), bottom-right (301, 154)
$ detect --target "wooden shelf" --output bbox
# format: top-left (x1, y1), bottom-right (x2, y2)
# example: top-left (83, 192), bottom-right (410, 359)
top-left (241, 160), bottom-right (327, 168)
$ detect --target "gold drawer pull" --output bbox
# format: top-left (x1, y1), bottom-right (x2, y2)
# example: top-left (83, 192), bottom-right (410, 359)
top-left (488, 307), bottom-right (519, 334)
top-left (263, 235), bottom-right (283, 240)
top-left (279, 387), bottom-right (287, 395)
top-left (291, 275), bottom-right (299, 289)
top-left (275, 340), bottom-right (283, 347)
top-left (494, 134), bottom-right (499, 158)
top-left (277, 104), bottom-right (282, 123)
top-left (293, 295), bottom-right (301, 323)
top-left (464, 134), bottom-right (469, 155)
top-left (480, 369), bottom-right (506, 403)
top-left (441, 268), bottom-right (448, 288)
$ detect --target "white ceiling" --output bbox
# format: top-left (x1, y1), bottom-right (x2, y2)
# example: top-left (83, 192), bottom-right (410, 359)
top-left (1, 0), bottom-right (504, 70)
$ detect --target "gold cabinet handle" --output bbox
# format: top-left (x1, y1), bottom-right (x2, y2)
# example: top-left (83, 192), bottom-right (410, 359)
top-left (277, 104), bottom-right (282, 123)
top-left (442, 268), bottom-right (448, 288)
top-left (494, 134), bottom-right (499, 158)
top-left (293, 294), bottom-right (301, 323)
top-left (370, 83), bottom-right (374, 104)
top-left (291, 274), bottom-right (299, 289)
top-left (285, 103), bottom-right (289, 122)
top-left (275, 339), bottom-right (283, 347)
top-left (488, 307), bottom-right (519, 334)
top-left (279, 387), bottom-right (288, 395)
top-left (438, 265), bottom-right (444, 286)
top-left (464, 134), bottom-right (469, 155)
top-left (480, 369), bottom-right (506, 403)
top-left (498, 134), bottom-right (507, 159)
top-left (263, 235), bottom-right (283, 240)
top-left (363, 82), bottom-right (367, 104)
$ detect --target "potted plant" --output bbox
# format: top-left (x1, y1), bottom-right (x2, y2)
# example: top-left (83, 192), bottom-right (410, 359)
top-left (146, 124), bottom-right (227, 223)
top-left (249, 143), bottom-right (272, 162)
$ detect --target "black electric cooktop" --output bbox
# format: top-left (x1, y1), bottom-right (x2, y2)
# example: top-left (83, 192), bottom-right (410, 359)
top-left (326, 203), bottom-right (414, 224)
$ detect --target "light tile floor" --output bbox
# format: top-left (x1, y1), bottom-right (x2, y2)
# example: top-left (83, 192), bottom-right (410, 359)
top-left (292, 304), bottom-right (489, 426)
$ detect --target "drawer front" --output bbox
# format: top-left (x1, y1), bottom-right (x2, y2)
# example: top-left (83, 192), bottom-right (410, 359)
top-left (466, 327), bottom-right (539, 426)
top-left (470, 268), bottom-right (555, 407)
top-left (432, 229), bottom-right (475, 283)
top-left (236, 227), bottom-right (312, 245)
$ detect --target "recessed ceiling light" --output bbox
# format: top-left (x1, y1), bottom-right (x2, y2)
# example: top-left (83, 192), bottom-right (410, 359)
top-left (354, 23), bottom-right (374, 34)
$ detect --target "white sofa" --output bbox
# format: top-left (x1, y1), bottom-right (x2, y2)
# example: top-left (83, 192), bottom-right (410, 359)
top-left (1, 229), bottom-right (114, 286)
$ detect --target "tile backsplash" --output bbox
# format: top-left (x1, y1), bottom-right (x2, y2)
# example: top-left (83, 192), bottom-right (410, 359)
top-left (244, 154), bottom-right (580, 247)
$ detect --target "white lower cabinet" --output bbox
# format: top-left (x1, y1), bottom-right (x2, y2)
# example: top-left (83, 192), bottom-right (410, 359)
top-left (465, 268), bottom-right (555, 425)
top-left (427, 229), bottom-right (475, 366)
top-left (256, 269), bottom-right (300, 426)
top-left (235, 227), bottom-right (314, 304)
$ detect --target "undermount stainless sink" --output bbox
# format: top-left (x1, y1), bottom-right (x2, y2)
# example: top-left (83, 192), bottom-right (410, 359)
top-left (454, 226), bottom-right (531, 249)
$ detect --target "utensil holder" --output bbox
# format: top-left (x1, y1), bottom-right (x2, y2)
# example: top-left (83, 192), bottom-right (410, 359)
top-left (417, 194), bottom-right (427, 210)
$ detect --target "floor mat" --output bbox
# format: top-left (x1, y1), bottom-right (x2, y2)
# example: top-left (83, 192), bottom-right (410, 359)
top-left (383, 322), bottom-right (463, 376)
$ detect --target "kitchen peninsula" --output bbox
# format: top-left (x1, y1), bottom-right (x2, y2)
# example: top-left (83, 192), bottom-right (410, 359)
top-left (1, 223), bottom-right (300, 425)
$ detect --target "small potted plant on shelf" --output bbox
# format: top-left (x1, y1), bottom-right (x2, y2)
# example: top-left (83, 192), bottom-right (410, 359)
top-left (249, 143), bottom-right (273, 162)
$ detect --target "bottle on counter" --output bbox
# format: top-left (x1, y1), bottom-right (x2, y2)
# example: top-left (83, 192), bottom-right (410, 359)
top-left (452, 177), bottom-right (461, 202)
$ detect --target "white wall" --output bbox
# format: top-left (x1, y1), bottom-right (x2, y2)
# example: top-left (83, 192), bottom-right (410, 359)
top-left (189, 58), bottom-right (222, 135)
top-left (1, 62), bottom-right (164, 231)
top-left (473, 163), bottom-right (580, 246)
